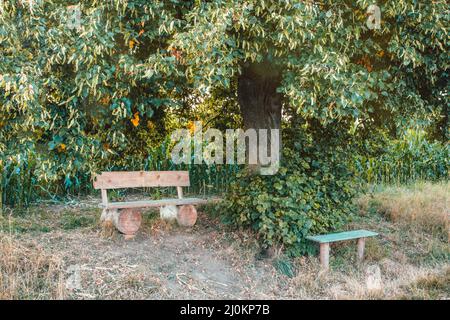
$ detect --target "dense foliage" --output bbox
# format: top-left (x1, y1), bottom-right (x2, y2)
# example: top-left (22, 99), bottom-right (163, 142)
top-left (0, 1), bottom-right (448, 250)
top-left (220, 125), bottom-right (358, 255)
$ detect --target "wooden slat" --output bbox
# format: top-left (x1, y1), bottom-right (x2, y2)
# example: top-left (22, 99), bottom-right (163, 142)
top-left (93, 171), bottom-right (190, 189)
top-left (306, 230), bottom-right (378, 244)
top-left (176, 186), bottom-right (183, 199)
top-left (101, 189), bottom-right (108, 206)
top-left (100, 198), bottom-right (210, 209)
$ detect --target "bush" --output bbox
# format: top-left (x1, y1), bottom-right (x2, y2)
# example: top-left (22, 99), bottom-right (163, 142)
top-left (219, 129), bottom-right (358, 256)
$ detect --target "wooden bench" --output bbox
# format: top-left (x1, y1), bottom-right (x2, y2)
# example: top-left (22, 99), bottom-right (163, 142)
top-left (306, 229), bottom-right (379, 270)
top-left (93, 171), bottom-right (210, 237)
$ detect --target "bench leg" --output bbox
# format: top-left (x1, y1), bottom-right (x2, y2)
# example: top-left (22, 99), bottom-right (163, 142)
top-left (100, 208), bottom-right (118, 223)
top-left (177, 205), bottom-right (197, 227)
top-left (357, 237), bottom-right (366, 262)
top-left (320, 243), bottom-right (330, 270)
top-left (100, 208), bottom-right (109, 222)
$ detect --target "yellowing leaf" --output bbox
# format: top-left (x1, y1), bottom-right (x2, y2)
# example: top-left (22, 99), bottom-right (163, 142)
top-left (58, 143), bottom-right (66, 152)
top-left (129, 40), bottom-right (135, 49)
top-left (131, 112), bottom-right (140, 127)
top-left (100, 95), bottom-right (110, 105)
top-left (187, 121), bottom-right (195, 134)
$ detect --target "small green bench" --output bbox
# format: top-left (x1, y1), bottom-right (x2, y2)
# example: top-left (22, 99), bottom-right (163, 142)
top-left (307, 229), bottom-right (379, 270)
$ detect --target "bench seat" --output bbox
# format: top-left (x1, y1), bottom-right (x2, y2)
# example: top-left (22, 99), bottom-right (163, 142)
top-left (100, 198), bottom-right (209, 210)
top-left (93, 170), bottom-right (219, 235)
top-left (306, 229), bottom-right (379, 270)
top-left (306, 229), bottom-right (378, 244)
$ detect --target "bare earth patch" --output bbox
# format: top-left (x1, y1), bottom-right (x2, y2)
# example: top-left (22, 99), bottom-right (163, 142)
top-left (5, 209), bottom-right (282, 299)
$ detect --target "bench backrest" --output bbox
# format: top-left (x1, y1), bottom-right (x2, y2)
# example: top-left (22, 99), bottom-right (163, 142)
top-left (93, 171), bottom-right (190, 190)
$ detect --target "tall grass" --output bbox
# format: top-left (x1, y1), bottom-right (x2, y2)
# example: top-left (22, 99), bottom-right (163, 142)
top-left (0, 156), bottom-right (93, 207)
top-left (141, 138), bottom-right (241, 196)
top-left (0, 139), bottom-right (241, 208)
top-left (357, 181), bottom-right (449, 240)
top-left (1, 129), bottom-right (447, 209)
top-left (357, 130), bottom-right (448, 185)
top-left (1, 156), bottom-right (37, 208)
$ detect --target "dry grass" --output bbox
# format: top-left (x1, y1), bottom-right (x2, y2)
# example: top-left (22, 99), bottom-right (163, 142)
top-left (357, 181), bottom-right (449, 240)
top-left (395, 266), bottom-right (450, 299)
top-left (0, 234), bottom-right (66, 299)
top-left (0, 181), bottom-right (448, 300)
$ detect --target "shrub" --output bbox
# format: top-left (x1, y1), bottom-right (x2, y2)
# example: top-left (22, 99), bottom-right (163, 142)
top-left (219, 129), bottom-right (358, 256)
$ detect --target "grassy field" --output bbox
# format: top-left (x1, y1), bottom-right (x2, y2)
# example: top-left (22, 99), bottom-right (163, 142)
top-left (0, 182), bottom-right (448, 300)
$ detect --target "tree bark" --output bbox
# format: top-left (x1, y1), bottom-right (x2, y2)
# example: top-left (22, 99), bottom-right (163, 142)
top-left (237, 61), bottom-right (283, 171)
top-left (177, 205), bottom-right (198, 227)
top-left (102, 208), bottom-right (142, 236)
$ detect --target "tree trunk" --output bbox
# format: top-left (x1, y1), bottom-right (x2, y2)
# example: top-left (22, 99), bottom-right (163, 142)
top-left (237, 61), bottom-right (283, 172)
top-left (177, 205), bottom-right (198, 227)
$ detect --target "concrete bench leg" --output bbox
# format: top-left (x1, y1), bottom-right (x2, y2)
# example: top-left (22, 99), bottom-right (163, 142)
top-left (357, 237), bottom-right (366, 262)
top-left (320, 243), bottom-right (330, 270)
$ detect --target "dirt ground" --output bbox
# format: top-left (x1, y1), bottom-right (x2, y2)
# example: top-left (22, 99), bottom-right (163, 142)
top-left (1, 196), bottom-right (449, 300)
top-left (15, 207), bottom-right (285, 299)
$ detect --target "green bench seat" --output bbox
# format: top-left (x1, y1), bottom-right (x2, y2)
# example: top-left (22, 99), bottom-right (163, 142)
top-left (307, 229), bottom-right (379, 270)
top-left (306, 230), bottom-right (378, 243)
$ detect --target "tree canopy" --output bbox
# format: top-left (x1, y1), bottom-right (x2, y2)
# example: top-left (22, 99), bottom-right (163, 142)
top-left (1, 1), bottom-right (448, 159)
top-left (0, 0), bottom-right (448, 250)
